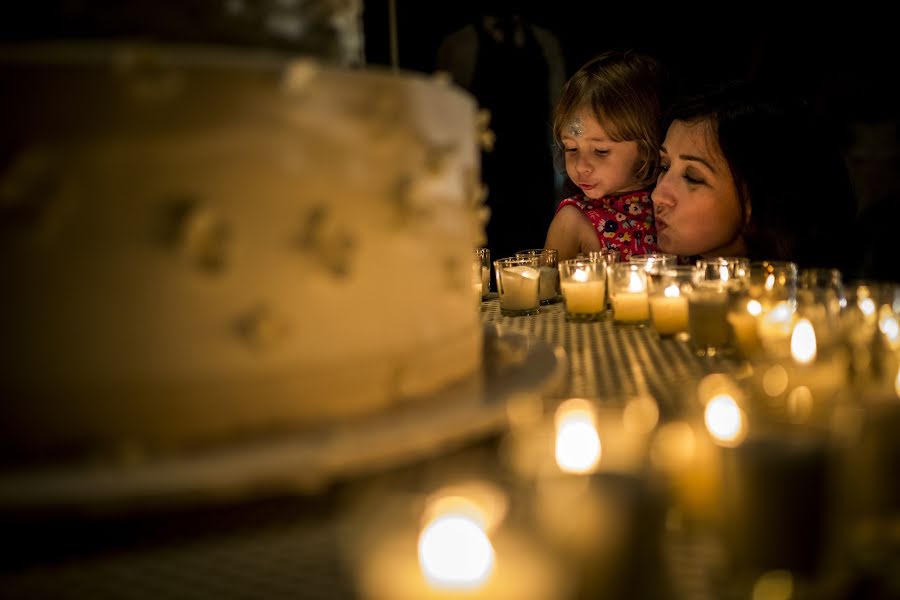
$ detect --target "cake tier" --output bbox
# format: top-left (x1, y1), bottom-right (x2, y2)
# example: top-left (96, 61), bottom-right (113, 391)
top-left (0, 44), bottom-right (486, 460)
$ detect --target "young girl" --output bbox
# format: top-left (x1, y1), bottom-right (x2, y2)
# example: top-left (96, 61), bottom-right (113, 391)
top-left (544, 50), bottom-right (665, 261)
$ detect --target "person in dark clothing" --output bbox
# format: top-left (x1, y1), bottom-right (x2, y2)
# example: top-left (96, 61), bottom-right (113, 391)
top-left (436, 7), bottom-right (565, 266)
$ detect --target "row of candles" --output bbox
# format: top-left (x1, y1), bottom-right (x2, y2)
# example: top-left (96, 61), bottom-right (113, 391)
top-left (478, 249), bottom-right (900, 394)
top-left (400, 248), bottom-right (900, 598)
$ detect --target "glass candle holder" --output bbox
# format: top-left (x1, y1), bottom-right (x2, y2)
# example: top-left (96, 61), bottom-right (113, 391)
top-left (797, 268), bottom-right (844, 322)
top-left (749, 260), bottom-right (798, 308)
top-left (647, 265), bottom-right (693, 338)
top-left (559, 258), bottom-right (607, 322)
top-left (727, 291), bottom-right (765, 360)
top-left (691, 375), bottom-right (837, 589)
top-left (494, 256), bottom-right (541, 316)
top-left (688, 258), bottom-right (740, 357)
top-left (475, 247), bottom-right (491, 300)
top-left (609, 263), bottom-right (649, 326)
top-left (629, 253), bottom-right (676, 275)
top-left (516, 248), bottom-right (560, 305)
top-left (588, 248), bottom-right (620, 309)
top-left (843, 280), bottom-right (900, 388)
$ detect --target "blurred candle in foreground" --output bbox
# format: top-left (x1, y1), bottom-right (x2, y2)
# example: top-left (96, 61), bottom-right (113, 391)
top-left (555, 399), bottom-right (601, 473)
top-left (704, 393), bottom-right (746, 446)
top-left (419, 513), bottom-right (494, 589)
top-left (790, 319), bottom-right (817, 364)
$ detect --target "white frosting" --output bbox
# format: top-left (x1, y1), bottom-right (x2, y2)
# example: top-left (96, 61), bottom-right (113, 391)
top-left (0, 46), bottom-right (486, 457)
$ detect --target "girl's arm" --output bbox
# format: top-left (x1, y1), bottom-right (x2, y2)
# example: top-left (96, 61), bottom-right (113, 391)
top-left (544, 205), bottom-right (602, 261)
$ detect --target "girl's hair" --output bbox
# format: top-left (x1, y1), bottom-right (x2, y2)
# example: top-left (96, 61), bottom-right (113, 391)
top-left (552, 50), bottom-right (666, 188)
top-left (665, 81), bottom-right (857, 270)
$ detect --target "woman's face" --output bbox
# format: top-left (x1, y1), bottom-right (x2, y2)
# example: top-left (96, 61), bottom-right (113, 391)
top-left (561, 111), bottom-right (642, 200)
top-left (651, 119), bottom-right (747, 257)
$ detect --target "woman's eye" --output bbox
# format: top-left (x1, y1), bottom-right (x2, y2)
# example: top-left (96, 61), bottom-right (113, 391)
top-left (593, 149), bottom-right (609, 157)
top-left (564, 147), bottom-right (577, 154)
top-left (684, 173), bottom-right (704, 185)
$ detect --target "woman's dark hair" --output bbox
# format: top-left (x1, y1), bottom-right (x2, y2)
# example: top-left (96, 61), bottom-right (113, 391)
top-left (665, 81), bottom-right (857, 271)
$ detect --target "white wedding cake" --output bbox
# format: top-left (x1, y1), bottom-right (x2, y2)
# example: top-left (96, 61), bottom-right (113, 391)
top-left (0, 44), bottom-right (487, 461)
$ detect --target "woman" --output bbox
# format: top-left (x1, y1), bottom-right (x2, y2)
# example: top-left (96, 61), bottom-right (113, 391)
top-left (652, 81), bottom-right (857, 271)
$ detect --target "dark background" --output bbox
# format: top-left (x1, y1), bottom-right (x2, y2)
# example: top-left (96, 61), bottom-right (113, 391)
top-left (364, 2), bottom-right (900, 277)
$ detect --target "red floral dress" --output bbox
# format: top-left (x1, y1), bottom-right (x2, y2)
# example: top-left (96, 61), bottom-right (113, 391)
top-left (555, 189), bottom-right (657, 261)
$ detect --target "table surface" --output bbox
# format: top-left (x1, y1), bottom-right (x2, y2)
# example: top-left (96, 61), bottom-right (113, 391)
top-left (1, 298), bottom-right (740, 599)
top-left (481, 296), bottom-right (737, 415)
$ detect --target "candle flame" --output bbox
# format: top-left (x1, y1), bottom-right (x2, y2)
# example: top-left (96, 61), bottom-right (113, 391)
top-left (858, 297), bottom-right (876, 318)
top-left (419, 514), bottom-right (494, 589)
top-left (765, 273), bottom-right (775, 290)
top-left (791, 319), bottom-right (817, 364)
top-left (878, 309), bottom-right (899, 349)
top-left (663, 283), bottom-right (680, 299)
top-left (573, 267), bottom-right (589, 283)
top-left (767, 301), bottom-right (794, 324)
top-left (627, 270), bottom-right (644, 293)
top-left (555, 399), bottom-right (601, 473)
top-left (747, 299), bottom-right (763, 316)
top-left (704, 394), bottom-right (745, 446)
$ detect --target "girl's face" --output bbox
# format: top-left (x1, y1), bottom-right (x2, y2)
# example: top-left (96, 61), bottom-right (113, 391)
top-left (651, 119), bottom-right (747, 258)
top-left (561, 111), bottom-right (642, 199)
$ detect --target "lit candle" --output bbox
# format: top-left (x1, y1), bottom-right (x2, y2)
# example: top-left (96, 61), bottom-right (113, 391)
top-left (612, 269), bottom-right (649, 324)
top-left (704, 393), bottom-right (747, 447)
top-left (649, 283), bottom-right (688, 335)
top-left (785, 318), bottom-right (848, 404)
top-left (757, 301), bottom-right (796, 358)
top-left (555, 398), bottom-right (601, 474)
top-left (728, 298), bottom-right (763, 359)
top-left (559, 259), bottom-right (607, 320)
top-left (419, 513), bottom-right (494, 589)
top-left (354, 482), bottom-right (564, 600)
top-left (561, 267), bottom-right (606, 315)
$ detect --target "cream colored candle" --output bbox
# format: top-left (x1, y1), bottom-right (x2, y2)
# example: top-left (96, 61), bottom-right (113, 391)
top-left (757, 301), bottom-right (796, 358)
top-left (787, 318), bottom-right (849, 403)
top-left (613, 292), bottom-right (649, 322)
top-left (611, 267), bottom-right (649, 323)
top-left (498, 266), bottom-right (540, 311)
top-left (481, 266), bottom-right (490, 299)
top-left (728, 299), bottom-right (763, 359)
top-left (649, 284), bottom-right (688, 335)
top-left (538, 266), bottom-right (559, 302)
top-left (561, 280), bottom-right (606, 314)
